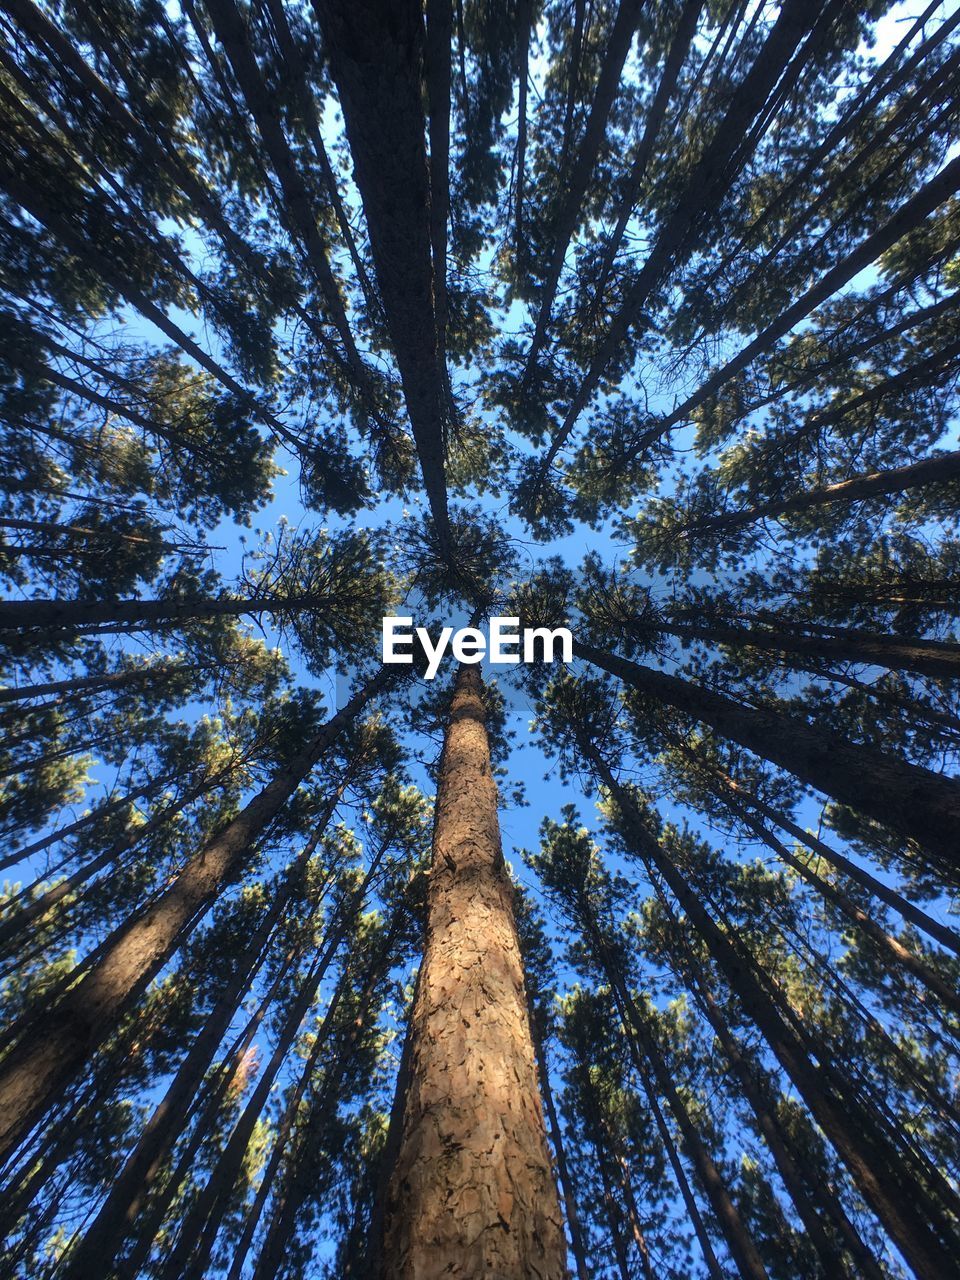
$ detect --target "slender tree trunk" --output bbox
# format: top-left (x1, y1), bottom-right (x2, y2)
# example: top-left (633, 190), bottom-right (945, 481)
top-left (638, 150), bottom-right (960, 450)
top-left (0, 660), bottom-right (196, 706)
top-left (425, 0), bottom-right (452, 396)
top-left (534, 0), bottom-right (819, 483)
top-left (612, 1148), bottom-right (656, 1280)
top-left (0, 590), bottom-right (332, 635)
top-left (250, 906), bottom-right (405, 1280)
top-left (655, 888), bottom-right (880, 1280)
top-left (597, 943), bottom-right (769, 1280)
top-left (582, 1077), bottom-right (632, 1280)
top-left (0, 669), bottom-right (391, 1162)
top-left (0, 775), bottom-right (228, 957)
top-left (523, 0), bottom-right (644, 382)
top-left (513, 0), bottom-right (532, 262)
top-left (717, 770), bottom-right (960, 957)
top-left (379, 664), bottom-right (568, 1278)
top-left (116, 950), bottom-right (299, 1280)
top-left (61, 794), bottom-right (344, 1278)
top-left (576, 639), bottom-right (960, 869)
top-left (0, 770), bottom-right (183, 872)
top-left (726, 790), bottom-right (960, 1019)
top-left (589, 0), bottom-right (702, 315)
top-left (682, 447), bottom-right (960, 536)
top-left (531, 1018), bottom-right (591, 1280)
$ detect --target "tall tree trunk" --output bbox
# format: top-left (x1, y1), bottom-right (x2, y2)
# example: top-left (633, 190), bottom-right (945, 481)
top-left (314, 0), bottom-right (453, 555)
top-left (425, 0), bottom-right (452, 411)
top-left (589, 0), bottom-right (702, 315)
top-left (533, 0), bottom-right (820, 486)
top-left (522, 0), bottom-right (645, 382)
top-left (637, 149), bottom-right (960, 451)
top-left (576, 639), bottom-right (960, 869)
top-left (0, 660), bottom-right (197, 706)
top-left (597, 944), bottom-right (770, 1280)
top-left (654, 888), bottom-right (881, 1280)
top-left (379, 664), bottom-right (568, 1278)
top-left (0, 590), bottom-right (334, 636)
top-left (0, 669), bottom-right (391, 1162)
top-left (713, 768), bottom-right (960, 956)
top-left (249, 904), bottom-right (406, 1280)
top-left (621, 601), bottom-right (960, 681)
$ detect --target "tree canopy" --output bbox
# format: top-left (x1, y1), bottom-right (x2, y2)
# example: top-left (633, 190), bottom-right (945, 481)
top-left (1, 1), bottom-right (959, 1277)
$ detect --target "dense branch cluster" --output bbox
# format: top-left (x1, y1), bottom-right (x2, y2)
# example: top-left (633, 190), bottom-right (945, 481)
top-left (0, 0), bottom-right (958, 1277)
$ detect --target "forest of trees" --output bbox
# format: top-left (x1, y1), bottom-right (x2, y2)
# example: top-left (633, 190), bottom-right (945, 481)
top-left (0, 0), bottom-right (959, 1275)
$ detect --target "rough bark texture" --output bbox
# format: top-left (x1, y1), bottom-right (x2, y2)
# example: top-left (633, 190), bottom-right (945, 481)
top-left (380, 664), bottom-right (568, 1279)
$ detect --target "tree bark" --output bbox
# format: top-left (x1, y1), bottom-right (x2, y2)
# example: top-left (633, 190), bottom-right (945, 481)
top-left (576, 639), bottom-right (960, 869)
top-left (0, 668), bottom-right (391, 1162)
top-left (379, 664), bottom-right (568, 1278)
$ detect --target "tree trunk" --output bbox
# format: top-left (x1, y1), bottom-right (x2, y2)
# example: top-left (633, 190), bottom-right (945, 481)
top-left (627, 607), bottom-right (960, 680)
top-left (523, 0), bottom-right (645, 382)
top-left (576, 639), bottom-right (960, 869)
top-left (719, 770), bottom-right (960, 957)
top-left (0, 669), bottom-right (391, 1162)
top-left (0, 590), bottom-right (332, 636)
top-left (314, 0), bottom-right (452, 555)
top-left (682, 447), bottom-right (960, 536)
top-left (598, 944), bottom-right (770, 1280)
top-left (655, 888), bottom-right (881, 1280)
top-left (640, 150), bottom-right (960, 450)
top-left (534, 0), bottom-right (819, 484)
top-left (379, 664), bottom-right (568, 1278)
top-left (0, 660), bottom-right (196, 706)
top-left (60, 793), bottom-right (344, 1278)
top-left (531, 1018), bottom-right (591, 1280)
top-left (589, 0), bottom-right (702, 315)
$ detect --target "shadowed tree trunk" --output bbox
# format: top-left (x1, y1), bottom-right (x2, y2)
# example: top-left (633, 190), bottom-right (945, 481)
top-left (530, 1017), bottom-right (591, 1280)
top-left (576, 639), bottom-right (960, 868)
top-left (314, 0), bottom-right (453, 556)
top-left (0, 590), bottom-right (336, 636)
top-left (379, 664), bottom-right (568, 1278)
top-left (682, 445), bottom-right (960, 537)
top-left (522, 0), bottom-right (646, 383)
